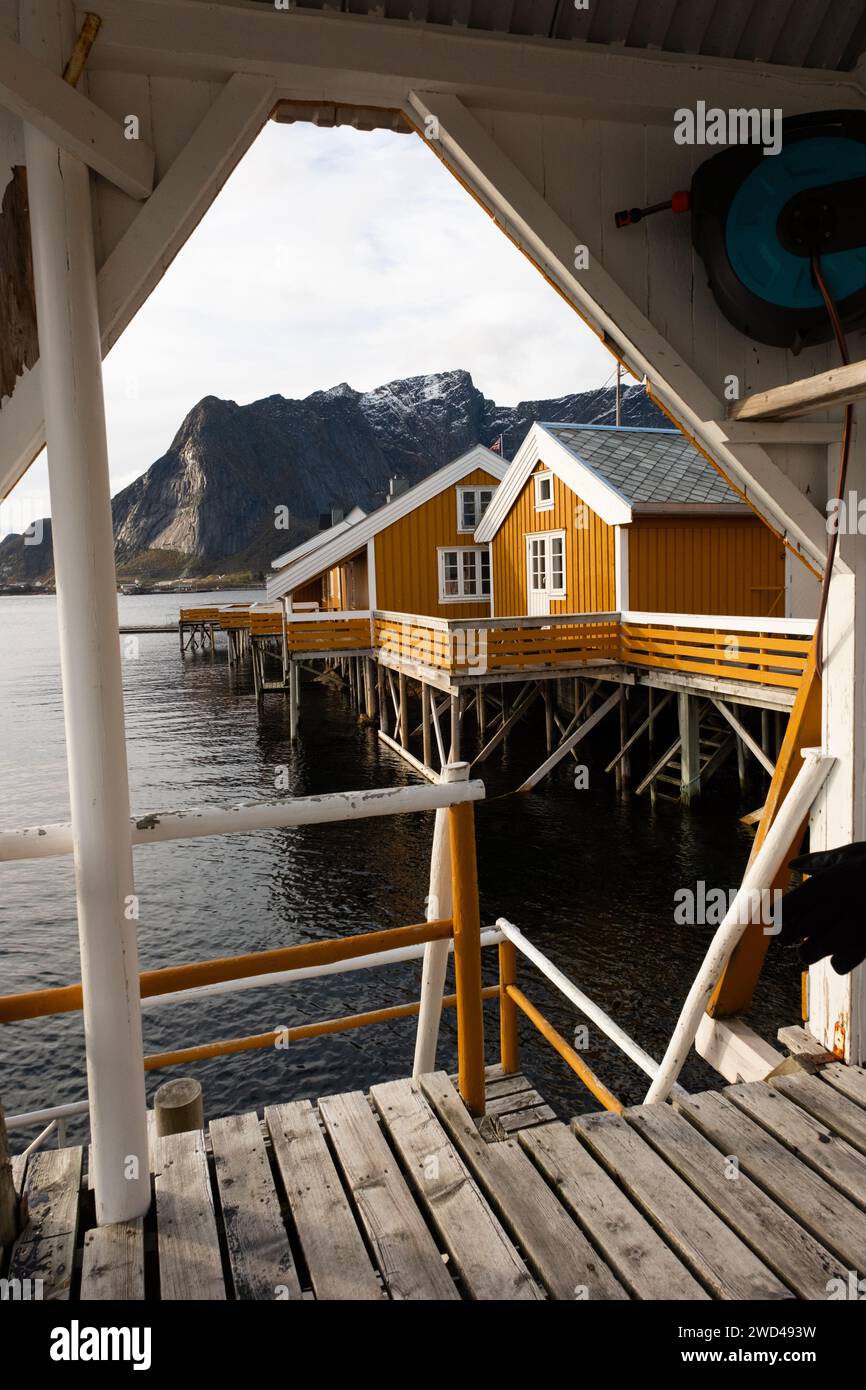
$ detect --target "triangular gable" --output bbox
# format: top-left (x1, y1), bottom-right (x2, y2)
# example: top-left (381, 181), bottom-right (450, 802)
top-left (475, 423), bottom-right (632, 542)
top-left (266, 444), bottom-right (507, 602)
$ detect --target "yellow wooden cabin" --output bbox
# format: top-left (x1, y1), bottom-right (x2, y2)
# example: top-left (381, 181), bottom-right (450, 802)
top-left (266, 446), bottom-right (507, 617)
top-left (475, 423), bottom-right (817, 621)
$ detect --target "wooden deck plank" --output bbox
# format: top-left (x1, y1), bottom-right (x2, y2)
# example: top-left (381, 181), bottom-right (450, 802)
top-left (725, 1082), bottom-right (866, 1209)
top-left (152, 1129), bottom-right (226, 1301)
top-left (499, 1103), bottom-right (557, 1133)
top-left (772, 1072), bottom-right (866, 1155)
top-left (675, 1090), bottom-right (866, 1273)
top-left (819, 1062), bottom-right (866, 1110)
top-left (573, 1112), bottom-right (791, 1300)
top-left (485, 1087), bottom-right (547, 1118)
top-left (8, 1146), bottom-right (82, 1300)
top-left (210, 1112), bottom-right (301, 1301)
top-left (318, 1090), bottom-right (458, 1302)
top-left (420, 1072), bottom-right (626, 1301)
top-left (370, 1077), bottom-right (543, 1301)
top-left (81, 1220), bottom-right (145, 1301)
top-left (520, 1120), bottom-right (708, 1301)
top-left (628, 1102), bottom-right (847, 1300)
top-left (265, 1099), bottom-right (381, 1301)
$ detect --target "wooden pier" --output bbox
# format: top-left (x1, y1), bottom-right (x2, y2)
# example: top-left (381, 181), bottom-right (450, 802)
top-left (7, 1061), bottom-right (866, 1301)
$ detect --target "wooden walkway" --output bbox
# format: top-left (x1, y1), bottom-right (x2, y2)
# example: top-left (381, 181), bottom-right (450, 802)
top-left (6, 1063), bottom-right (866, 1301)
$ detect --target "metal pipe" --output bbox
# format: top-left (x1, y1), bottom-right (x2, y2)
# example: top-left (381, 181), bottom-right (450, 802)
top-left (497, 917), bottom-right (676, 1088)
top-left (0, 778), bottom-right (486, 862)
top-left (22, 33), bottom-right (149, 1224)
top-left (645, 748), bottom-right (835, 1104)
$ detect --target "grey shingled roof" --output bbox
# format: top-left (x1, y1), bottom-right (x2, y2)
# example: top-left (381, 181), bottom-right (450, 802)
top-left (545, 425), bottom-right (739, 507)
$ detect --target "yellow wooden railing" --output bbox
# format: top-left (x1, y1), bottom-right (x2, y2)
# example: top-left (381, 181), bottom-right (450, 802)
top-left (242, 607), bottom-right (814, 690)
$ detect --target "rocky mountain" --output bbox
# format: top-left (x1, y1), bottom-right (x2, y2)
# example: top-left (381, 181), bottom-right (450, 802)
top-left (0, 370), bottom-right (666, 585)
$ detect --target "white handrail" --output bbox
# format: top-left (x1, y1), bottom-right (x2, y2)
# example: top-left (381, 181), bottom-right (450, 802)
top-left (0, 776), bottom-right (485, 862)
top-left (6, 930), bottom-right (506, 1136)
top-left (644, 747), bottom-right (835, 1104)
top-left (496, 917), bottom-right (686, 1095)
top-left (141, 927), bottom-right (505, 1011)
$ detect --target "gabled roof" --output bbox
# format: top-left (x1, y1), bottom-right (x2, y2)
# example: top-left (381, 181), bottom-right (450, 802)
top-left (475, 423), bottom-right (743, 542)
top-left (266, 444), bottom-right (507, 602)
top-left (270, 505), bottom-right (367, 571)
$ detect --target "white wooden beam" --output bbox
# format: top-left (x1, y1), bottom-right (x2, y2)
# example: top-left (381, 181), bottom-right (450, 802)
top-left (710, 698), bottom-right (776, 777)
top-left (85, 0), bottom-right (866, 120)
top-left (695, 1014), bottom-right (785, 1084)
top-left (407, 91), bottom-right (831, 575)
top-left (0, 33), bottom-right (154, 197)
top-left (0, 71), bottom-right (274, 501)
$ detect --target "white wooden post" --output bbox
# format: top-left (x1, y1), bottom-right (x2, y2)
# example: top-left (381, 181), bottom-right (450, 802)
top-left (21, 2), bottom-right (149, 1223)
top-left (413, 762), bottom-right (468, 1075)
top-left (809, 416), bottom-right (866, 1062)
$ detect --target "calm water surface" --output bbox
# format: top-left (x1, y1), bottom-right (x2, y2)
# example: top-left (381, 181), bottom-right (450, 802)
top-left (0, 591), bottom-right (800, 1133)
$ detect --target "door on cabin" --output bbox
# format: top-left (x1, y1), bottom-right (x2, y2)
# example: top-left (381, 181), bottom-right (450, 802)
top-left (526, 533), bottom-right (565, 617)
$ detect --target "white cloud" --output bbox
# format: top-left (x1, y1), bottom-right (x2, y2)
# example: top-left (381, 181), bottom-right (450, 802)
top-left (3, 120), bottom-right (614, 534)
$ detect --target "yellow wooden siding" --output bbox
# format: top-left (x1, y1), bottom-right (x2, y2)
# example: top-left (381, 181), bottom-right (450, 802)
top-left (491, 459), bottom-right (615, 617)
top-left (373, 467), bottom-right (499, 619)
top-left (628, 517), bottom-right (786, 617)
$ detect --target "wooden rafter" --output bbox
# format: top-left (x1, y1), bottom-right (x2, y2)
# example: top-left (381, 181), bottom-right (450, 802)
top-left (729, 359), bottom-right (866, 423)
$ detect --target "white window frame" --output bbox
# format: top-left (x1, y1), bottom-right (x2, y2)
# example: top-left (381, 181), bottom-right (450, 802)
top-left (457, 485), bottom-right (495, 534)
top-left (526, 530), bottom-right (566, 599)
top-left (534, 470), bottom-right (555, 512)
top-left (437, 545), bottom-right (492, 603)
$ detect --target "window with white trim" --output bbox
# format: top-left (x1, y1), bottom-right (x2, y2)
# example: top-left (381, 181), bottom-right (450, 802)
top-left (534, 471), bottom-right (554, 511)
top-left (457, 486), bottom-right (495, 532)
top-left (527, 531), bottom-right (566, 598)
top-left (438, 546), bottom-right (492, 601)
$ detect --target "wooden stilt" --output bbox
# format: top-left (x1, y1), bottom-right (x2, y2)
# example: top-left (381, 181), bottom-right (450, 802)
top-left (449, 691), bottom-right (461, 762)
top-left (477, 683), bottom-right (487, 739)
top-left (617, 686), bottom-right (631, 794)
top-left (678, 692), bottom-right (701, 805)
top-left (518, 688), bottom-right (621, 793)
top-left (543, 683), bottom-right (554, 754)
top-left (377, 663), bottom-right (388, 735)
top-left (421, 682), bottom-right (432, 771)
top-left (289, 660), bottom-right (299, 741)
top-left (399, 672), bottom-right (409, 749)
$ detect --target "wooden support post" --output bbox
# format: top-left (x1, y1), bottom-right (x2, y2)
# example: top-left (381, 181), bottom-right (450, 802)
top-left (413, 762), bottom-right (462, 1076)
top-left (449, 691), bottom-right (461, 762)
top-left (477, 683), bottom-right (487, 739)
top-left (0, 1102), bottom-right (21, 1247)
top-left (364, 658), bottom-right (376, 718)
top-left (543, 683), bottom-right (554, 754)
top-left (448, 770), bottom-right (485, 1116)
top-left (377, 663), bottom-right (389, 735)
top-left (421, 681), bottom-right (432, 771)
top-left (736, 735), bottom-right (747, 794)
top-left (154, 1078), bottom-right (204, 1138)
top-left (498, 941), bottom-right (519, 1075)
top-left (616, 686), bottom-right (630, 793)
top-left (289, 660), bottom-right (299, 740)
top-left (761, 708), bottom-right (771, 762)
top-left (518, 688), bottom-right (620, 792)
top-left (398, 672), bottom-right (409, 749)
top-left (648, 688), bottom-right (655, 752)
top-left (678, 692), bottom-right (701, 805)
top-left (21, 12), bottom-right (149, 1224)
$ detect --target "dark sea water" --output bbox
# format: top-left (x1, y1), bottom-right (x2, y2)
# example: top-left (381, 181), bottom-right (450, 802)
top-left (0, 591), bottom-right (800, 1137)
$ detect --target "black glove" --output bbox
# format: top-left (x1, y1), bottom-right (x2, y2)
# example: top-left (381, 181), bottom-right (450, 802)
top-left (776, 841), bottom-right (866, 975)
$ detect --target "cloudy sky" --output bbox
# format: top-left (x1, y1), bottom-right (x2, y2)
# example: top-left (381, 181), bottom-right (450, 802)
top-left (4, 118), bottom-right (614, 536)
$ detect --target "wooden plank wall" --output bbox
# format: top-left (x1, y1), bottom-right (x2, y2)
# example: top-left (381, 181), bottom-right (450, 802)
top-left (628, 516), bottom-right (786, 616)
top-left (374, 466), bottom-right (498, 618)
top-left (491, 459), bottom-right (615, 616)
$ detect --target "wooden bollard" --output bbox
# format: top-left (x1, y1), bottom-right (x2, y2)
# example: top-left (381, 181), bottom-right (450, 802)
top-left (153, 1078), bottom-right (204, 1138)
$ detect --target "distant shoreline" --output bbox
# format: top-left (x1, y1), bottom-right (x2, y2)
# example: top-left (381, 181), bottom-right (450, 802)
top-left (0, 582), bottom-right (261, 597)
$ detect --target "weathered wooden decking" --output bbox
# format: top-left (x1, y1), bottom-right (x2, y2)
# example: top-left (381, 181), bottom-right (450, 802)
top-left (6, 1063), bottom-right (866, 1301)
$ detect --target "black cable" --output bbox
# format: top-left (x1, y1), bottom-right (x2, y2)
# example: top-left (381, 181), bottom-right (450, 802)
top-left (810, 254), bottom-right (853, 678)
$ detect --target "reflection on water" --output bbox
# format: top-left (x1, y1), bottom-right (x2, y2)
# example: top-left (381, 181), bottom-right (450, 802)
top-left (0, 592), bottom-right (800, 1133)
